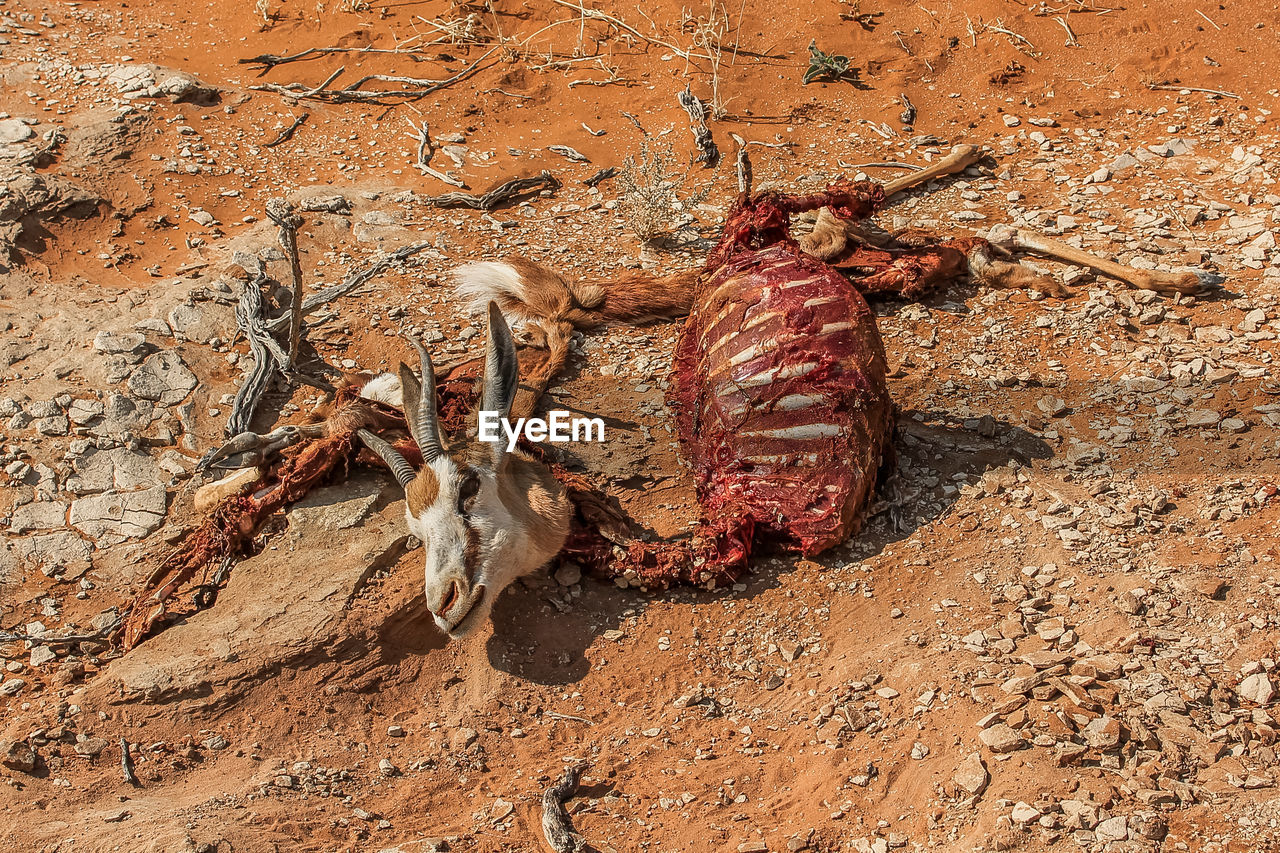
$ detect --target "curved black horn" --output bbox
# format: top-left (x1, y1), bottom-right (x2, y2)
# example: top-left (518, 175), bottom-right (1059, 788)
top-left (406, 337), bottom-right (446, 462)
top-left (357, 428), bottom-right (416, 487)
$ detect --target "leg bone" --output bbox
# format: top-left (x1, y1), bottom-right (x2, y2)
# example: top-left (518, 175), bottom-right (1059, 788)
top-left (988, 224), bottom-right (1205, 295)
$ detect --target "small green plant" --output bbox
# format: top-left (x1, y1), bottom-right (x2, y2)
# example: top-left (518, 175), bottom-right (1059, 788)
top-left (616, 122), bottom-right (714, 245)
top-left (803, 40), bottom-right (854, 84)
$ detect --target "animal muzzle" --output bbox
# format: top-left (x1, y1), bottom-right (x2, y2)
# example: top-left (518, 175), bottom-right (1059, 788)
top-left (427, 577), bottom-right (488, 636)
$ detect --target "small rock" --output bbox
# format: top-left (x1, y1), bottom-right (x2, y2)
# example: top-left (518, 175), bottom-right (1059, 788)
top-left (301, 195), bottom-right (351, 214)
top-left (1239, 673), bottom-right (1276, 705)
top-left (979, 723), bottom-right (1025, 754)
top-left (74, 736), bottom-right (110, 758)
top-left (1011, 802), bottom-right (1041, 824)
top-left (203, 734), bottom-right (230, 750)
top-left (29, 646), bottom-right (56, 667)
top-left (554, 563), bottom-right (582, 587)
top-left (451, 728), bottom-right (478, 751)
top-left (1, 740), bottom-right (36, 773)
top-left (953, 752), bottom-right (989, 795)
top-left (127, 350), bottom-right (197, 405)
top-left (1094, 816), bottom-right (1128, 842)
top-left (379, 758), bottom-right (399, 776)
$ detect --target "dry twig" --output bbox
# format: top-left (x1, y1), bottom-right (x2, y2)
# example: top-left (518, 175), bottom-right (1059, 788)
top-left (678, 85), bottom-right (719, 168)
top-left (1147, 83), bottom-right (1240, 99)
top-left (421, 172), bottom-right (561, 210)
top-left (263, 113), bottom-right (310, 148)
top-left (250, 48), bottom-right (496, 102)
top-left (265, 199), bottom-right (306, 368)
top-left (408, 120), bottom-right (466, 187)
top-left (120, 738), bottom-right (140, 787)
top-left (542, 764), bottom-right (589, 853)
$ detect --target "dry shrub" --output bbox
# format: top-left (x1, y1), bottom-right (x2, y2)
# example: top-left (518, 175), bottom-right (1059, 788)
top-left (617, 123), bottom-right (714, 244)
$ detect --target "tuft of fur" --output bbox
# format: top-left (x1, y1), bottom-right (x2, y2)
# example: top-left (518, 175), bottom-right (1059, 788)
top-left (359, 372), bottom-right (404, 408)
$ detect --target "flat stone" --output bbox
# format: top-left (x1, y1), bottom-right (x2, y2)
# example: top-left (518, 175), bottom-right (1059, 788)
top-left (66, 448), bottom-right (162, 495)
top-left (105, 65), bottom-right (155, 93)
top-left (9, 501), bottom-right (67, 533)
top-left (29, 646), bottom-right (56, 667)
top-left (1185, 409), bottom-right (1221, 428)
top-left (13, 531), bottom-right (93, 575)
top-left (0, 678), bottom-right (26, 696)
top-left (127, 350), bottom-right (197, 405)
top-left (979, 723), bottom-right (1025, 753)
top-left (93, 331), bottom-right (147, 355)
top-left (90, 491), bottom-right (409, 707)
top-left (69, 486), bottom-right (168, 546)
top-left (34, 415), bottom-right (69, 436)
top-left (286, 477), bottom-right (386, 531)
top-left (953, 752), bottom-right (989, 795)
top-left (0, 547), bottom-right (20, 588)
top-left (67, 398), bottom-right (105, 425)
top-left (0, 118), bottom-right (35, 145)
top-left (1107, 152), bottom-right (1139, 171)
top-left (74, 736), bottom-right (110, 758)
top-left (1095, 816), bottom-right (1128, 842)
top-left (1238, 673), bottom-right (1276, 705)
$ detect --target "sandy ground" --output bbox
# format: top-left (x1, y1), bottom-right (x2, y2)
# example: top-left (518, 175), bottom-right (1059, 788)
top-left (2, 0), bottom-right (1280, 851)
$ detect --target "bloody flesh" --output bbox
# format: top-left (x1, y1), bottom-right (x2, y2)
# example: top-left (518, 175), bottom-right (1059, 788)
top-left (668, 183), bottom-right (895, 564)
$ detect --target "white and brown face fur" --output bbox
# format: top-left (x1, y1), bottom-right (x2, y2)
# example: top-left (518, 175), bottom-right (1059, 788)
top-left (361, 303), bottom-right (571, 639)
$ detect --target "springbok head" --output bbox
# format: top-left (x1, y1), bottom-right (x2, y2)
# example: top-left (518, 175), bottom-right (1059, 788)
top-left (360, 302), bottom-right (570, 639)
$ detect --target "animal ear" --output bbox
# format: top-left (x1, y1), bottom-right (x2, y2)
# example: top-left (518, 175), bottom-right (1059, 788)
top-left (480, 301), bottom-right (519, 423)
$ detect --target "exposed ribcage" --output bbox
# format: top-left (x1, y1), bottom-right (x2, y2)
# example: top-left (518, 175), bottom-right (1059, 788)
top-left (670, 244), bottom-right (893, 554)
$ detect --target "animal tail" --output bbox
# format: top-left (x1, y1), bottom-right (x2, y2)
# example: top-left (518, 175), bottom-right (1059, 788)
top-left (452, 256), bottom-right (697, 330)
top-left (451, 257), bottom-right (698, 413)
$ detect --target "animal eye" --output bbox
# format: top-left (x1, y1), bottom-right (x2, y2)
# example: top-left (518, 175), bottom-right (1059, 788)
top-left (457, 473), bottom-right (480, 515)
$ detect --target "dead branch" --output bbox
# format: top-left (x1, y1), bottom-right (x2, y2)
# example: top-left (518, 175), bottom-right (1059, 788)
top-left (263, 113), bottom-right (309, 148)
top-left (421, 172), bottom-right (561, 210)
top-left (265, 199), bottom-right (306, 368)
top-left (583, 167), bottom-right (617, 187)
top-left (542, 764), bottom-right (589, 853)
top-left (548, 144), bottom-right (590, 163)
top-left (1147, 83), bottom-right (1240, 99)
top-left (1054, 15), bottom-right (1080, 46)
top-left (409, 120), bottom-right (466, 187)
top-left (678, 85), bottom-right (719, 168)
top-left (239, 45), bottom-right (436, 73)
top-left (224, 254), bottom-right (287, 440)
top-left (730, 133), bottom-right (752, 195)
top-left (120, 738), bottom-right (139, 787)
top-left (547, 0), bottom-right (701, 59)
top-left (264, 241), bottom-right (435, 336)
top-left (250, 48), bottom-right (496, 103)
